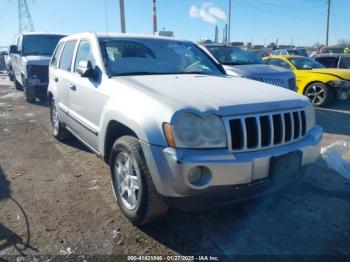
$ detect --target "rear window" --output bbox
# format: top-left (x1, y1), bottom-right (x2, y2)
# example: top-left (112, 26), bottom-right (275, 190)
top-left (339, 57), bottom-right (350, 69)
top-left (58, 41), bottom-right (77, 71)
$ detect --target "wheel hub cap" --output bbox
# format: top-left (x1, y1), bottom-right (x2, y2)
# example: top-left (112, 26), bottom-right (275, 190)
top-left (306, 85), bottom-right (325, 105)
top-left (114, 152), bottom-right (140, 210)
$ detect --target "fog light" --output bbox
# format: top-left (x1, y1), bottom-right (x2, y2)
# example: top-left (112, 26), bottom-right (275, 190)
top-left (187, 166), bottom-right (212, 188)
top-left (188, 167), bottom-right (202, 184)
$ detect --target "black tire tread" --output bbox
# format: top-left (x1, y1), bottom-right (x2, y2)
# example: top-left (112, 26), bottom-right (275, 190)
top-left (112, 136), bottom-right (168, 225)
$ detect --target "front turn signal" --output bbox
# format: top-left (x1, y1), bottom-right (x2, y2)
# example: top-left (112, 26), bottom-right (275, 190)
top-left (163, 123), bottom-right (176, 148)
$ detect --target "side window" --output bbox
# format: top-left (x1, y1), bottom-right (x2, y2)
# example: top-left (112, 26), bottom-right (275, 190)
top-left (268, 59), bottom-right (292, 70)
top-left (17, 36), bottom-right (22, 53)
top-left (74, 40), bottom-right (96, 72)
top-left (315, 57), bottom-right (338, 68)
top-left (51, 42), bottom-right (64, 68)
top-left (58, 40), bottom-right (77, 71)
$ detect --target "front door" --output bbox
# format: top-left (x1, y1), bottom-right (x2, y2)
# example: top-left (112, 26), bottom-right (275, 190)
top-left (67, 40), bottom-right (106, 150)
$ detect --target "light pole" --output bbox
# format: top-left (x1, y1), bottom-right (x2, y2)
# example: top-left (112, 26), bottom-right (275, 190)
top-left (119, 0), bottom-right (126, 33)
top-left (153, 0), bottom-right (158, 35)
top-left (228, 0), bottom-right (231, 43)
top-left (326, 0), bottom-right (331, 46)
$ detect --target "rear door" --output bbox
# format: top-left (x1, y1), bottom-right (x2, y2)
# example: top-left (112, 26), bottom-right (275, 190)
top-left (67, 39), bottom-right (106, 150)
top-left (55, 40), bottom-right (77, 124)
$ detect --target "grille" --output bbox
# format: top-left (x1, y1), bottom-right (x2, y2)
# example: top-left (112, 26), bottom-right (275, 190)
top-left (28, 65), bottom-right (49, 83)
top-left (253, 77), bottom-right (289, 89)
top-left (229, 110), bottom-right (307, 151)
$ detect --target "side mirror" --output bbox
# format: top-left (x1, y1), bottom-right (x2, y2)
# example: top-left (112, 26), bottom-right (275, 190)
top-left (9, 45), bottom-right (17, 54)
top-left (77, 60), bottom-right (94, 78)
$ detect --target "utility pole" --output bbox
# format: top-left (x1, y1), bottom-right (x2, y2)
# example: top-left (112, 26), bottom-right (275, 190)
top-left (18, 0), bottom-right (35, 33)
top-left (153, 0), bottom-right (158, 35)
top-left (228, 0), bottom-right (231, 43)
top-left (119, 0), bottom-right (126, 33)
top-left (326, 0), bottom-right (331, 46)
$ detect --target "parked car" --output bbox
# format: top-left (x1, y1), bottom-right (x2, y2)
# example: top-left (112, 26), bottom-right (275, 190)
top-left (265, 55), bottom-right (350, 107)
top-left (314, 54), bottom-right (350, 69)
top-left (48, 33), bottom-right (322, 225)
top-left (271, 48), bottom-right (308, 57)
top-left (9, 33), bottom-right (66, 102)
top-left (319, 46), bottom-right (345, 54)
top-left (201, 44), bottom-right (297, 91)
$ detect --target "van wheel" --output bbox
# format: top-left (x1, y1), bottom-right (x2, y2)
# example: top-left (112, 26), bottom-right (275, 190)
top-left (304, 82), bottom-right (334, 107)
top-left (110, 136), bottom-right (169, 225)
top-left (14, 79), bottom-right (23, 91)
top-left (23, 79), bottom-right (36, 103)
top-left (49, 99), bottom-right (70, 141)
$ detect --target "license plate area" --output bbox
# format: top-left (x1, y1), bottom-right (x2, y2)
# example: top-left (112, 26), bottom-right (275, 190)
top-left (269, 151), bottom-right (302, 182)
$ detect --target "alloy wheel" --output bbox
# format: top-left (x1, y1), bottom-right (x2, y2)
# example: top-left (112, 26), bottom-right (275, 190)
top-left (305, 84), bottom-right (326, 105)
top-left (114, 152), bottom-right (141, 210)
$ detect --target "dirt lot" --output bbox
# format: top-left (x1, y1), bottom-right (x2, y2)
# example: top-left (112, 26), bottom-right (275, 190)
top-left (1, 72), bottom-right (350, 260)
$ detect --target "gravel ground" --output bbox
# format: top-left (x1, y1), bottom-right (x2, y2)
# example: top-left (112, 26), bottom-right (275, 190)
top-left (0, 73), bottom-right (350, 260)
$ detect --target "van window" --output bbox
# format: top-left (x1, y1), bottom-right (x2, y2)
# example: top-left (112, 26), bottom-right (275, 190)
top-left (51, 42), bottom-right (64, 68)
top-left (315, 57), bottom-right (339, 68)
top-left (58, 41), bottom-right (77, 71)
top-left (74, 40), bottom-right (96, 72)
top-left (22, 35), bottom-right (64, 56)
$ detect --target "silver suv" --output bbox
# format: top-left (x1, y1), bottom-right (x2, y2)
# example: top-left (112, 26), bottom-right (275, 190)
top-left (201, 44), bottom-right (297, 91)
top-left (48, 33), bottom-right (322, 225)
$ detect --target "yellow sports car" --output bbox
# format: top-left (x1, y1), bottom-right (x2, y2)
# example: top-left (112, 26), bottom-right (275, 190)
top-left (264, 55), bottom-right (350, 106)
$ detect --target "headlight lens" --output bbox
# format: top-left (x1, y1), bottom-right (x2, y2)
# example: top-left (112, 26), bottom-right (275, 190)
top-left (172, 113), bottom-right (227, 148)
top-left (305, 103), bottom-right (316, 131)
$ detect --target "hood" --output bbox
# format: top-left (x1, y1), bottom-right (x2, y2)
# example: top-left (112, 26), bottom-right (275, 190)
top-left (114, 74), bottom-right (308, 116)
top-left (23, 55), bottom-right (51, 66)
top-left (224, 64), bottom-right (294, 78)
top-left (309, 68), bottom-right (350, 80)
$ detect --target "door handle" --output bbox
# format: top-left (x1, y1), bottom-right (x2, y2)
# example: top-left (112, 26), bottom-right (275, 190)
top-left (68, 84), bottom-right (76, 91)
top-left (54, 77), bottom-right (58, 82)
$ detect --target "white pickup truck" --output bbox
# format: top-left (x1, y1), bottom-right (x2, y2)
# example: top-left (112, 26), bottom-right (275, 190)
top-left (9, 33), bottom-right (65, 102)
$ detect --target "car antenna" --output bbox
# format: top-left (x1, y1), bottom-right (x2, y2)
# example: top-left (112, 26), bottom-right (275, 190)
top-left (266, 38), bottom-right (279, 64)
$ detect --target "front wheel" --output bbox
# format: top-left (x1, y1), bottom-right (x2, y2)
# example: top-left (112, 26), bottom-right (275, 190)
top-left (110, 136), bottom-right (168, 225)
top-left (304, 82), bottom-right (334, 107)
top-left (23, 79), bottom-right (36, 103)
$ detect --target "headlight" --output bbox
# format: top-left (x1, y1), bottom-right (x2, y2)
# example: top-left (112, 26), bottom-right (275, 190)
top-left (166, 112), bottom-right (227, 148)
top-left (329, 80), bottom-right (350, 88)
top-left (305, 103), bottom-right (316, 131)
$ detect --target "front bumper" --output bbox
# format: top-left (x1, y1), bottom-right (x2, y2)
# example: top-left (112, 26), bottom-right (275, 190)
top-left (141, 125), bottom-right (322, 201)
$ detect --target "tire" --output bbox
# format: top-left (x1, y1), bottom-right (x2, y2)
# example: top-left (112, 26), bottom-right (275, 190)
top-left (110, 136), bottom-right (168, 225)
top-left (304, 82), bottom-right (334, 107)
top-left (8, 72), bottom-right (14, 82)
top-left (23, 78), bottom-right (36, 103)
top-left (49, 99), bottom-right (71, 141)
top-left (14, 79), bottom-right (23, 91)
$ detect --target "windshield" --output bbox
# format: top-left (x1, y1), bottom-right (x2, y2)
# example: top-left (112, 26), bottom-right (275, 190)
top-left (22, 35), bottom-right (64, 56)
top-left (287, 49), bottom-right (308, 57)
top-left (99, 38), bottom-right (222, 76)
top-left (206, 46), bottom-right (264, 65)
top-left (288, 57), bottom-right (325, 70)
